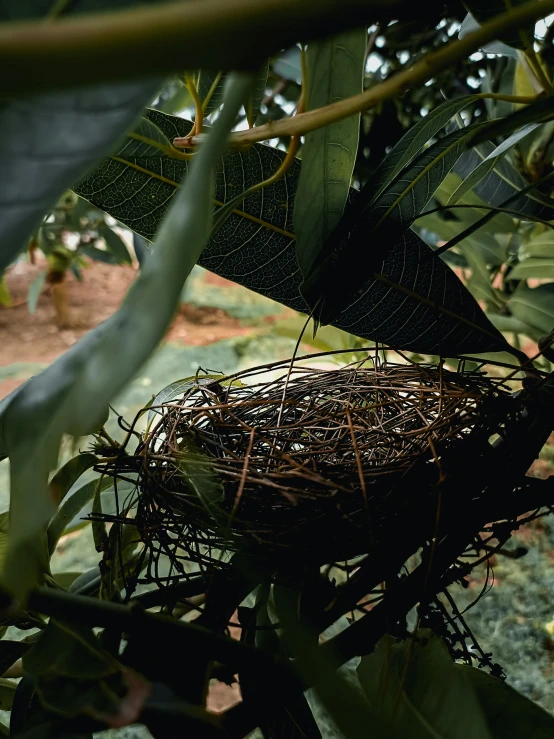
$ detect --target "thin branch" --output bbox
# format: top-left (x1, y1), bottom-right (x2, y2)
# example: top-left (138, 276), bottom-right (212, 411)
top-left (217, 0), bottom-right (554, 146)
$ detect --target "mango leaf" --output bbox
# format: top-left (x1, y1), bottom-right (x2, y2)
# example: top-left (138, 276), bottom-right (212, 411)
top-left (0, 0), bottom-right (165, 274)
top-left (454, 140), bottom-right (554, 217)
top-left (508, 258), bottom-right (554, 280)
top-left (295, 28), bottom-right (366, 279)
top-left (462, 2), bottom-right (535, 50)
top-left (520, 232), bottom-right (554, 258)
top-left (23, 620), bottom-right (137, 722)
top-left (456, 664), bottom-right (554, 738)
top-left (48, 453), bottom-right (99, 508)
top-left (47, 475), bottom-right (114, 557)
top-left (27, 270), bottom-right (47, 314)
top-left (75, 111), bottom-right (508, 356)
top-left (0, 74), bottom-right (253, 600)
top-left (508, 283), bottom-right (554, 334)
top-left (365, 95), bottom-right (480, 204)
top-left (246, 61), bottom-right (270, 128)
top-left (448, 123), bottom-right (542, 205)
top-left (459, 13), bottom-right (518, 57)
top-left (0, 277), bottom-right (12, 308)
top-left (273, 46), bottom-right (303, 84)
top-left (0, 679), bottom-right (17, 711)
top-left (0, 640), bottom-right (29, 676)
top-left (100, 226), bottom-right (132, 265)
top-left (357, 631), bottom-right (492, 739)
top-left (193, 71), bottom-right (227, 117)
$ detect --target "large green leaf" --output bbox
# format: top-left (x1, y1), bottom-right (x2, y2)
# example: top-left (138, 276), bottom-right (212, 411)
top-left (456, 664), bottom-right (554, 738)
top-left (462, 1), bottom-right (535, 50)
top-left (448, 123), bottom-right (542, 205)
top-left (75, 110), bottom-right (508, 356)
top-left (0, 0), bottom-right (165, 273)
top-left (508, 257), bottom-right (554, 280)
top-left (508, 283), bottom-right (554, 334)
top-left (357, 631), bottom-right (492, 739)
top-left (364, 95), bottom-right (480, 204)
top-left (294, 28), bottom-right (366, 279)
top-left (0, 74), bottom-right (252, 600)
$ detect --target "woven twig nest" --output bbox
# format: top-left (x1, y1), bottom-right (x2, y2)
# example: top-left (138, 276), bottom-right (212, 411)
top-left (98, 356), bottom-right (514, 570)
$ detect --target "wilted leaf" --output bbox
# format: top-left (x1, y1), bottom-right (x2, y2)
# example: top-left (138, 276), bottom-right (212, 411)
top-left (295, 28), bottom-right (366, 279)
top-left (0, 1), bottom-right (164, 273)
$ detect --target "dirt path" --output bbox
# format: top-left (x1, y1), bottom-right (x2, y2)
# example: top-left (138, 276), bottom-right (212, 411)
top-left (0, 257), bottom-right (253, 399)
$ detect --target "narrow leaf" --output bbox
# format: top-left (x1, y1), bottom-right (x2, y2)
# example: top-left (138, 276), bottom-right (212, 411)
top-left (295, 28), bottom-right (366, 278)
top-left (100, 226), bottom-right (132, 265)
top-left (27, 270), bottom-right (47, 314)
top-left (462, 2), bottom-right (535, 50)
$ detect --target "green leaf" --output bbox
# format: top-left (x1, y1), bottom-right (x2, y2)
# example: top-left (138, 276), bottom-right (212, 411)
top-left (520, 232), bottom-right (554, 258)
top-left (194, 71), bottom-right (227, 116)
top-left (367, 95), bottom-right (480, 203)
top-left (462, 2), bottom-right (535, 50)
top-left (273, 46), bottom-right (302, 83)
top-left (47, 475), bottom-right (114, 557)
top-left (459, 12), bottom-right (518, 57)
top-left (27, 270), bottom-right (47, 314)
top-left (23, 620), bottom-right (130, 720)
top-left (0, 73), bottom-right (253, 601)
top-left (0, 276), bottom-right (11, 308)
top-left (246, 61), bottom-right (270, 128)
top-left (0, 639), bottom-right (29, 676)
top-left (48, 453), bottom-right (99, 508)
top-left (357, 631), bottom-right (492, 739)
top-left (0, 2), bottom-right (164, 273)
top-left (508, 283), bottom-right (554, 333)
top-left (448, 124), bottom-right (541, 205)
top-left (0, 678), bottom-right (17, 710)
top-left (146, 373), bottom-right (227, 425)
top-left (295, 28), bottom-right (366, 279)
top-left (456, 664), bottom-right (554, 738)
top-left (100, 225), bottom-right (132, 265)
top-left (508, 257), bottom-right (554, 280)
top-left (52, 572), bottom-right (82, 590)
top-left (75, 111), bottom-right (508, 356)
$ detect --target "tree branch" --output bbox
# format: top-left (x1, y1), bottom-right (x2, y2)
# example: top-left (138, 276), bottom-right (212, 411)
top-left (0, 0), bottom-right (419, 96)
top-left (209, 0), bottom-right (554, 146)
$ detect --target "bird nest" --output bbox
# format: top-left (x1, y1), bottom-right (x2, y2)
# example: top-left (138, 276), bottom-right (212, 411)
top-left (93, 355), bottom-right (515, 577)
